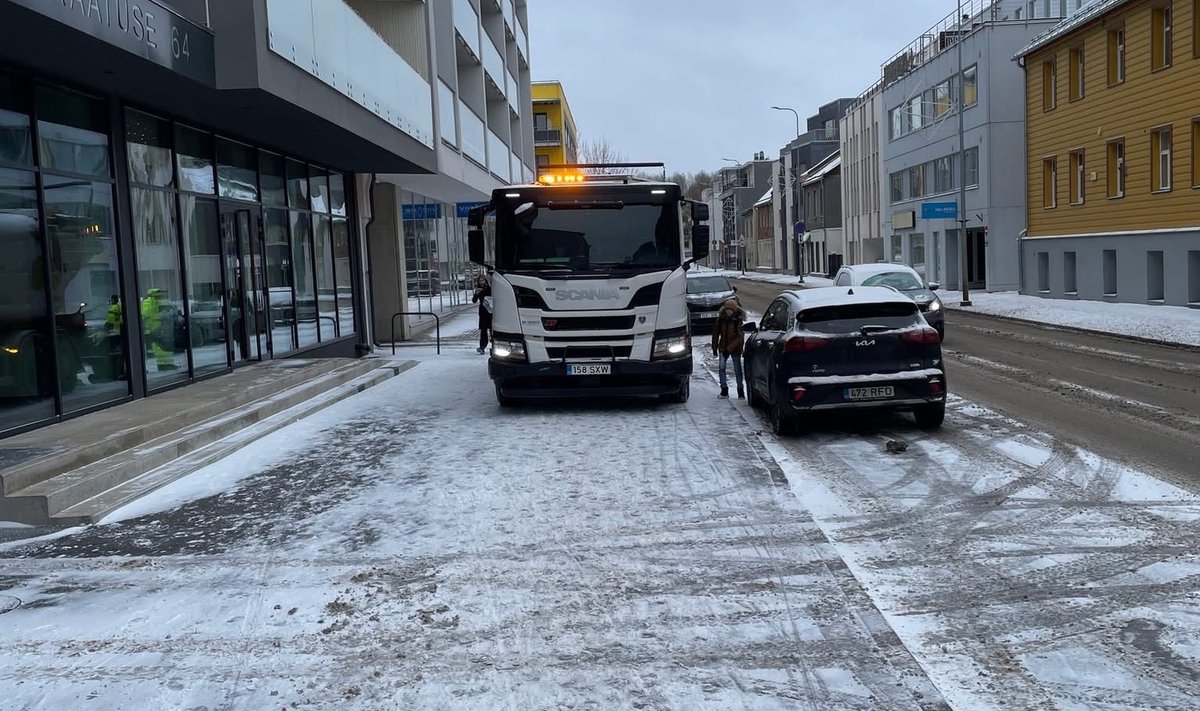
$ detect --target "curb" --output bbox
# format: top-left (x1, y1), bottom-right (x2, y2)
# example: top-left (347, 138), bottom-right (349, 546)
top-left (945, 306), bottom-right (1200, 353)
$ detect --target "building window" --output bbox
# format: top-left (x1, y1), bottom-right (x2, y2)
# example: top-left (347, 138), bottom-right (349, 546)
top-left (1042, 157), bottom-right (1058, 208)
top-left (1192, 120), bottom-right (1200, 187)
top-left (1151, 5), bottom-right (1173, 71)
top-left (890, 172), bottom-right (904, 202)
top-left (1195, 0), bottom-right (1200, 57)
top-left (962, 65), bottom-right (978, 106)
top-left (1103, 249), bottom-right (1118, 295)
top-left (1069, 149), bottom-right (1086, 204)
top-left (1069, 46), bottom-right (1085, 101)
top-left (934, 80), bottom-right (952, 117)
top-left (1151, 126), bottom-right (1172, 191)
top-left (965, 147), bottom-right (980, 187)
top-left (934, 155), bottom-right (953, 193)
top-left (1042, 58), bottom-right (1057, 111)
top-left (1108, 27), bottom-right (1126, 84)
top-left (909, 164), bottom-right (925, 199)
top-left (1107, 139), bottom-right (1126, 197)
top-left (536, 153), bottom-right (549, 167)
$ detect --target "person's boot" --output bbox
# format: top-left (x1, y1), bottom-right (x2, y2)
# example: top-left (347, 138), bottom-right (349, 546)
top-left (737, 386), bottom-right (744, 399)
top-left (719, 386), bottom-right (728, 398)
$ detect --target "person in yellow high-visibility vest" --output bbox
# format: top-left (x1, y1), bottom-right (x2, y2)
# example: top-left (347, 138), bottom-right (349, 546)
top-left (140, 288), bottom-right (175, 371)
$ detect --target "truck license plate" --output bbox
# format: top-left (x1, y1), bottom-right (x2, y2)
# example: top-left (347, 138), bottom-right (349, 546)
top-left (844, 386), bottom-right (894, 401)
top-left (567, 364), bottom-right (611, 376)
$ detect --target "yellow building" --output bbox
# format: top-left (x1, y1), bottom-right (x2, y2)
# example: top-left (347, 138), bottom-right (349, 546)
top-left (531, 81), bottom-right (579, 170)
top-left (1018, 0), bottom-right (1200, 306)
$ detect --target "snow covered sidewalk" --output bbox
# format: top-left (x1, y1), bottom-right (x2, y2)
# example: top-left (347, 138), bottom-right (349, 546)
top-left (0, 347), bottom-right (944, 710)
top-left (694, 266), bottom-right (835, 288)
top-left (945, 291), bottom-right (1200, 348)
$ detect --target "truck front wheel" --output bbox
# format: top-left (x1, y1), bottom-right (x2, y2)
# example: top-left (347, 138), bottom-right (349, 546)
top-left (495, 383), bottom-right (517, 408)
top-left (662, 376), bottom-right (690, 404)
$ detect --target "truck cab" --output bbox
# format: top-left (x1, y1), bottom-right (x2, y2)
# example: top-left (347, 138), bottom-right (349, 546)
top-left (468, 165), bottom-right (710, 406)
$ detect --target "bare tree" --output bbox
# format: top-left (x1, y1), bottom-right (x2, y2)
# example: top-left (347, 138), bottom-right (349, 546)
top-left (687, 170), bottom-right (714, 201)
top-left (578, 137), bottom-right (626, 174)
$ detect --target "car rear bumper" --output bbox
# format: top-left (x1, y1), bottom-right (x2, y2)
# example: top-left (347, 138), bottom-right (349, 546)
top-left (784, 370), bottom-right (946, 413)
top-left (490, 355), bottom-right (692, 398)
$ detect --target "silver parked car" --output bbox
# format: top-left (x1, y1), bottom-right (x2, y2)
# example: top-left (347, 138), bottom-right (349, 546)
top-left (833, 263), bottom-right (945, 340)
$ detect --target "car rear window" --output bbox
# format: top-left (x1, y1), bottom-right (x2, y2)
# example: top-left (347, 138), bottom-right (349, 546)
top-left (687, 276), bottom-right (731, 293)
top-left (797, 302), bottom-right (921, 334)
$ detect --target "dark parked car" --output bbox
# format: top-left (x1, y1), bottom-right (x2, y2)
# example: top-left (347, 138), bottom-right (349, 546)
top-left (685, 272), bottom-right (736, 332)
top-left (833, 263), bottom-right (944, 339)
top-left (743, 286), bottom-right (947, 435)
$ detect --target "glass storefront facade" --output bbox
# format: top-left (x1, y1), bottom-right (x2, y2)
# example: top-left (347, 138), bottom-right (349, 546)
top-left (401, 191), bottom-right (482, 330)
top-left (0, 70), bottom-right (361, 435)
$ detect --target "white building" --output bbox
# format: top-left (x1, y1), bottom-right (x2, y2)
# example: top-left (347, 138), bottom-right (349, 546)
top-left (840, 83), bottom-right (885, 265)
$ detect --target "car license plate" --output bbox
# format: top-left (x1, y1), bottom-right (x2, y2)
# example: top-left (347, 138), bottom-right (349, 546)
top-left (699, 311), bottom-right (719, 318)
top-left (844, 386), bottom-right (894, 401)
top-left (567, 364), bottom-right (611, 376)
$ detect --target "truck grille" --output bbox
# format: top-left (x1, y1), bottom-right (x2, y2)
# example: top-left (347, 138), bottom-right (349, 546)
top-left (542, 315), bottom-right (636, 331)
top-left (546, 345), bottom-right (633, 359)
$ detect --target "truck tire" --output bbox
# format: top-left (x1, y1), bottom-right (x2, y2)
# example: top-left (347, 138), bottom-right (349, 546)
top-left (495, 383), bottom-right (516, 408)
top-left (663, 377), bottom-right (690, 404)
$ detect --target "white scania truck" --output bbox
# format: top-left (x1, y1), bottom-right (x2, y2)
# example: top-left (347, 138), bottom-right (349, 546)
top-left (467, 163), bottom-right (711, 406)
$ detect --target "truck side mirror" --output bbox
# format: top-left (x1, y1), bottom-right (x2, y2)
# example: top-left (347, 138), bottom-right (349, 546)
top-left (468, 229), bottom-right (485, 264)
top-left (691, 202), bottom-right (710, 222)
top-left (691, 225), bottom-right (710, 262)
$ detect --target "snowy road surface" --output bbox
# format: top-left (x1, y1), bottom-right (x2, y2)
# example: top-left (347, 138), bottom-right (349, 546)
top-left (1, 316), bottom-right (1199, 709)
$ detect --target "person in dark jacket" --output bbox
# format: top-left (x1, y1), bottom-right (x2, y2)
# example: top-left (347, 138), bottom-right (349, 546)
top-left (711, 297), bottom-right (745, 398)
top-left (472, 274), bottom-right (492, 354)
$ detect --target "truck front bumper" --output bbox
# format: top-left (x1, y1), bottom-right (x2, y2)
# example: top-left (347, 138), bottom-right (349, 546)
top-left (489, 355), bottom-right (692, 399)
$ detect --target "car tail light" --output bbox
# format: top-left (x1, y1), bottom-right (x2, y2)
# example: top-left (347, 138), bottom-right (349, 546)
top-left (928, 377), bottom-right (944, 394)
top-left (784, 335), bottom-right (830, 352)
top-left (902, 327), bottom-right (941, 345)
top-left (792, 386), bottom-right (807, 401)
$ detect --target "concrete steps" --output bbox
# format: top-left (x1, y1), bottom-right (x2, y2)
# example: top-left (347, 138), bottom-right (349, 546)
top-left (0, 359), bottom-right (413, 526)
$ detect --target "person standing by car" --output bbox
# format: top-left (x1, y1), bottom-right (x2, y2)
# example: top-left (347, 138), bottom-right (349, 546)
top-left (472, 274), bottom-right (493, 355)
top-left (711, 296), bottom-right (746, 399)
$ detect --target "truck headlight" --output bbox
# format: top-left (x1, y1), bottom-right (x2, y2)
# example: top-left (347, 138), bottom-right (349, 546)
top-left (652, 332), bottom-right (690, 360)
top-left (491, 337), bottom-right (526, 362)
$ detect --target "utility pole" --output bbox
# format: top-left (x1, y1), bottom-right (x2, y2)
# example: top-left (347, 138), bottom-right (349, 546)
top-left (956, 0), bottom-right (972, 307)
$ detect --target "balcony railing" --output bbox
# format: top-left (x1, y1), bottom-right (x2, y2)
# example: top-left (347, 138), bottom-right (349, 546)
top-left (506, 71), bottom-right (520, 114)
top-left (453, 0), bottom-right (480, 58)
top-left (482, 35), bottom-right (505, 90)
top-left (460, 101), bottom-right (486, 166)
top-left (265, 0), bottom-right (433, 146)
top-left (534, 128), bottom-right (561, 146)
top-left (487, 129), bottom-right (510, 180)
top-left (515, 17), bottom-right (528, 63)
top-left (438, 80), bottom-right (457, 146)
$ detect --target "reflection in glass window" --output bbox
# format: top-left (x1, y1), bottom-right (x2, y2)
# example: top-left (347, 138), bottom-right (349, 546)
top-left (309, 168), bottom-right (329, 214)
top-left (175, 125), bottom-right (215, 194)
top-left (180, 196), bottom-right (226, 376)
top-left (286, 159), bottom-right (308, 209)
top-left (0, 73), bottom-right (32, 166)
top-left (260, 151), bottom-right (286, 206)
top-left (290, 210), bottom-right (317, 348)
top-left (332, 218), bottom-right (354, 335)
top-left (963, 65), bottom-right (978, 106)
top-left (0, 168), bottom-right (55, 430)
top-left (216, 139), bottom-right (259, 201)
top-left (125, 110), bottom-right (174, 187)
top-left (264, 209), bottom-right (296, 352)
top-left (36, 84), bottom-right (110, 177)
top-left (43, 175), bottom-right (129, 412)
top-left (313, 214), bottom-right (337, 339)
top-left (130, 187), bottom-right (187, 387)
top-left (328, 172), bottom-right (346, 216)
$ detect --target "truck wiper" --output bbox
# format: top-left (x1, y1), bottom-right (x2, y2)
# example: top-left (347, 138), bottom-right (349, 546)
top-left (546, 200), bottom-right (624, 210)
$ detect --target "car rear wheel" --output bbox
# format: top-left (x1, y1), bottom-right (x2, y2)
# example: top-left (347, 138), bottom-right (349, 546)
top-left (770, 386), bottom-right (797, 436)
top-left (913, 401), bottom-right (945, 429)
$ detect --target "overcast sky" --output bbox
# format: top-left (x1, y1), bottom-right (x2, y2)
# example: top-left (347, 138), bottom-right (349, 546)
top-left (527, 0), bottom-right (955, 175)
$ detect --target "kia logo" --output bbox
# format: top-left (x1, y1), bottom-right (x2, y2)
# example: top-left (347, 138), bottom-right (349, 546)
top-left (855, 339), bottom-right (876, 347)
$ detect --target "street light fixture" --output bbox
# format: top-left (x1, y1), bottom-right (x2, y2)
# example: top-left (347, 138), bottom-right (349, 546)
top-left (770, 106), bottom-right (801, 138)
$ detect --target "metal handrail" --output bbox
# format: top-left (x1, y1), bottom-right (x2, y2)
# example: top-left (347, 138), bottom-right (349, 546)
top-left (390, 311), bottom-right (441, 355)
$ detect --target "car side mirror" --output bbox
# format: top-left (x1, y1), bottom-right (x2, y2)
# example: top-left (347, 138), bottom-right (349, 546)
top-left (742, 322), bottom-right (758, 333)
top-left (928, 281), bottom-right (941, 291)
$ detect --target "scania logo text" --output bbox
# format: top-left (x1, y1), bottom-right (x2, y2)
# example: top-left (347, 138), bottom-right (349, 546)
top-left (555, 289), bottom-right (619, 301)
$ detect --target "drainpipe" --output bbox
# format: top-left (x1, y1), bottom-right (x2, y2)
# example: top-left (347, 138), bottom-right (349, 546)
top-left (1017, 227), bottom-right (1028, 294)
top-left (363, 173), bottom-right (380, 351)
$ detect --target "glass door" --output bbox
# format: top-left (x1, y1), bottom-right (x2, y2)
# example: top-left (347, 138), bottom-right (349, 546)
top-left (220, 205), bottom-right (269, 364)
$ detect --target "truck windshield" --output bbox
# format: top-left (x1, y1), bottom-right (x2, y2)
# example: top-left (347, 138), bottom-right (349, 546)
top-left (494, 199), bottom-right (681, 273)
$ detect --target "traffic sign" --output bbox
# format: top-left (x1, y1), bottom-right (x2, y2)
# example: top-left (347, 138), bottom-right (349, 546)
top-left (921, 201), bottom-right (958, 219)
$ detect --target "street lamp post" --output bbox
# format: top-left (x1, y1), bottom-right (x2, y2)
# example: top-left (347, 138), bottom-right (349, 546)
top-left (770, 106), bottom-right (801, 138)
top-left (956, 0), bottom-right (973, 306)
